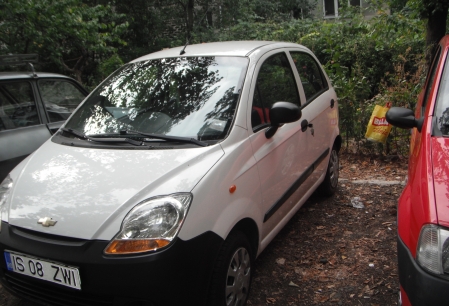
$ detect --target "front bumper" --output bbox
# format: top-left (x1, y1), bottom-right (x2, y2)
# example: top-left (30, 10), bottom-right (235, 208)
top-left (0, 222), bottom-right (223, 306)
top-left (398, 236), bottom-right (449, 306)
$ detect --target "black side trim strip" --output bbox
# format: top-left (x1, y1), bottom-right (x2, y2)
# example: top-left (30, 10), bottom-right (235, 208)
top-left (263, 148), bottom-right (329, 222)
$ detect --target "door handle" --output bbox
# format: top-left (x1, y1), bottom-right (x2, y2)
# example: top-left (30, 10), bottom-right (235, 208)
top-left (330, 99), bottom-right (335, 108)
top-left (301, 120), bottom-right (313, 132)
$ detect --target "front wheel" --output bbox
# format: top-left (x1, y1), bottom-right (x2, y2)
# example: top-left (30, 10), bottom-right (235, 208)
top-left (208, 231), bottom-right (253, 306)
top-left (319, 147), bottom-right (339, 196)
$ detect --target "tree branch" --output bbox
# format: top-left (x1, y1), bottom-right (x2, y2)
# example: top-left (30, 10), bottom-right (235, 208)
top-left (60, 59), bottom-right (75, 74)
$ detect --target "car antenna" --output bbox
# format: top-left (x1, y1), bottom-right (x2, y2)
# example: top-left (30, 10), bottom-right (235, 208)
top-left (179, 40), bottom-right (190, 56)
top-left (27, 62), bottom-right (37, 78)
top-left (179, 8), bottom-right (210, 56)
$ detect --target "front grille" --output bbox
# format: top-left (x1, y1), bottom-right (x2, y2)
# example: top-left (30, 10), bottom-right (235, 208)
top-left (5, 272), bottom-right (114, 306)
top-left (11, 226), bottom-right (87, 246)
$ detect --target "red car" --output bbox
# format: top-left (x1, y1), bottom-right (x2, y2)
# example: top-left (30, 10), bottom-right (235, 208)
top-left (386, 35), bottom-right (449, 305)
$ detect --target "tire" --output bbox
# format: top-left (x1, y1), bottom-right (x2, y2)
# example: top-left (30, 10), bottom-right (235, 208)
top-left (320, 146), bottom-right (339, 196)
top-left (208, 231), bottom-right (253, 306)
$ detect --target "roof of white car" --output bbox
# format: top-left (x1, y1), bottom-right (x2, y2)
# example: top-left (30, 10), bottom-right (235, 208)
top-left (131, 41), bottom-right (305, 62)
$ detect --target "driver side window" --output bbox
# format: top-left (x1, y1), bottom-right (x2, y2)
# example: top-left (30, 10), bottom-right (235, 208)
top-left (251, 52), bottom-right (300, 131)
top-left (0, 81), bottom-right (39, 131)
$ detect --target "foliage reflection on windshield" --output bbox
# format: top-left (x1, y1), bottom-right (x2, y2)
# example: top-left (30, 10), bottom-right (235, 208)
top-left (66, 56), bottom-right (248, 141)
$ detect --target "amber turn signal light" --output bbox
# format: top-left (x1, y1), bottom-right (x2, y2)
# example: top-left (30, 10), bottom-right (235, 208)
top-left (104, 239), bottom-right (170, 254)
top-left (229, 185), bottom-right (237, 193)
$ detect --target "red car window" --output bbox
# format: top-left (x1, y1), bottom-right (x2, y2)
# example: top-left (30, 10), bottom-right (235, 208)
top-left (422, 46), bottom-right (442, 117)
top-left (433, 49), bottom-right (449, 136)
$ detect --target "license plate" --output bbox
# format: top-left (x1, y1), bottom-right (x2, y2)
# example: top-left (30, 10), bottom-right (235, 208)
top-left (4, 250), bottom-right (81, 290)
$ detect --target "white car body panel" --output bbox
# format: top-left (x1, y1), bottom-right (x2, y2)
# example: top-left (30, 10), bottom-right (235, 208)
top-left (7, 140), bottom-right (224, 240)
top-left (178, 126), bottom-right (263, 241)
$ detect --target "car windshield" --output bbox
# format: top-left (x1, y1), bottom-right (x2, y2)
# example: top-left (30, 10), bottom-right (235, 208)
top-left (434, 53), bottom-right (449, 136)
top-left (65, 56), bottom-right (248, 141)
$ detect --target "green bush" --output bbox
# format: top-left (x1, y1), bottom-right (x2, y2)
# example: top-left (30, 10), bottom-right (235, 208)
top-left (191, 7), bottom-right (426, 156)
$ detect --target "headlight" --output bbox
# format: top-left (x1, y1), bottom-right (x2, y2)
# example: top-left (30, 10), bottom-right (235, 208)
top-left (416, 224), bottom-right (449, 274)
top-left (0, 175), bottom-right (13, 231)
top-left (104, 193), bottom-right (192, 255)
top-left (0, 175), bottom-right (13, 206)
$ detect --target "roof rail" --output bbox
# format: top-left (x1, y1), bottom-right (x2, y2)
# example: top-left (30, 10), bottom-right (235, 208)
top-left (0, 54), bottom-right (39, 77)
top-left (0, 54), bottom-right (38, 66)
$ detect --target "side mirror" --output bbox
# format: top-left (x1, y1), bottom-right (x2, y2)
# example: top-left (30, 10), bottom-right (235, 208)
top-left (265, 102), bottom-right (302, 139)
top-left (386, 107), bottom-right (423, 132)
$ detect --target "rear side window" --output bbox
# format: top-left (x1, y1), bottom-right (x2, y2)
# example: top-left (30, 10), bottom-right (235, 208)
top-left (0, 82), bottom-right (40, 131)
top-left (251, 52), bottom-right (300, 130)
top-left (290, 52), bottom-right (328, 103)
top-left (38, 80), bottom-right (86, 123)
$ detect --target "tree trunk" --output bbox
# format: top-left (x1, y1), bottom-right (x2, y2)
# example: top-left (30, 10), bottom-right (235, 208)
top-left (425, 1), bottom-right (449, 64)
top-left (61, 49), bottom-right (88, 83)
top-left (186, 0), bottom-right (194, 39)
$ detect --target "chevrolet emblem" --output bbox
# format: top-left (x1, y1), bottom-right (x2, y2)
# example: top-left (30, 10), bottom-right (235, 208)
top-left (37, 217), bottom-right (57, 227)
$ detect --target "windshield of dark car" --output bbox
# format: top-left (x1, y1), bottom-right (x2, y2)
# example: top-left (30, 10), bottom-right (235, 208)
top-left (64, 56), bottom-right (248, 141)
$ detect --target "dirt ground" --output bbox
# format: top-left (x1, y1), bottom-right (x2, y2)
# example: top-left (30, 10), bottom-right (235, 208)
top-left (0, 152), bottom-right (408, 306)
top-left (247, 152), bottom-right (408, 306)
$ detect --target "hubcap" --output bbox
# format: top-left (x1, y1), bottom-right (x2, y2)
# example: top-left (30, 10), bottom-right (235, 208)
top-left (225, 247), bottom-right (251, 306)
top-left (329, 150), bottom-right (339, 188)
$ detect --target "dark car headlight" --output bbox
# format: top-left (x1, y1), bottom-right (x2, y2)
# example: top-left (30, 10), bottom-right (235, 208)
top-left (0, 175), bottom-right (13, 232)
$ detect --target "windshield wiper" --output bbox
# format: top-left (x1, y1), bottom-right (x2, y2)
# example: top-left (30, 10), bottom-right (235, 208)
top-left (61, 128), bottom-right (86, 139)
top-left (61, 128), bottom-right (209, 147)
top-left (122, 130), bottom-right (209, 147)
top-left (60, 128), bottom-right (143, 146)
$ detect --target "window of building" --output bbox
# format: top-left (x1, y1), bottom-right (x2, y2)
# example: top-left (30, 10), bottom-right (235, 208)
top-left (323, 0), bottom-right (361, 18)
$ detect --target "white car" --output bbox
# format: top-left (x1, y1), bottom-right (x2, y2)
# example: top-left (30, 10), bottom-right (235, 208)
top-left (0, 41), bottom-right (340, 306)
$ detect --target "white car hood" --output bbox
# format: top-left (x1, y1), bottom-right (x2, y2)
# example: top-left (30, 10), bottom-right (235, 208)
top-left (6, 141), bottom-right (224, 240)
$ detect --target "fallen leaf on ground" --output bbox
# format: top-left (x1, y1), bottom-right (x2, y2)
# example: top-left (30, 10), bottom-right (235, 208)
top-left (266, 297), bottom-right (276, 303)
top-left (276, 258), bottom-right (286, 265)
